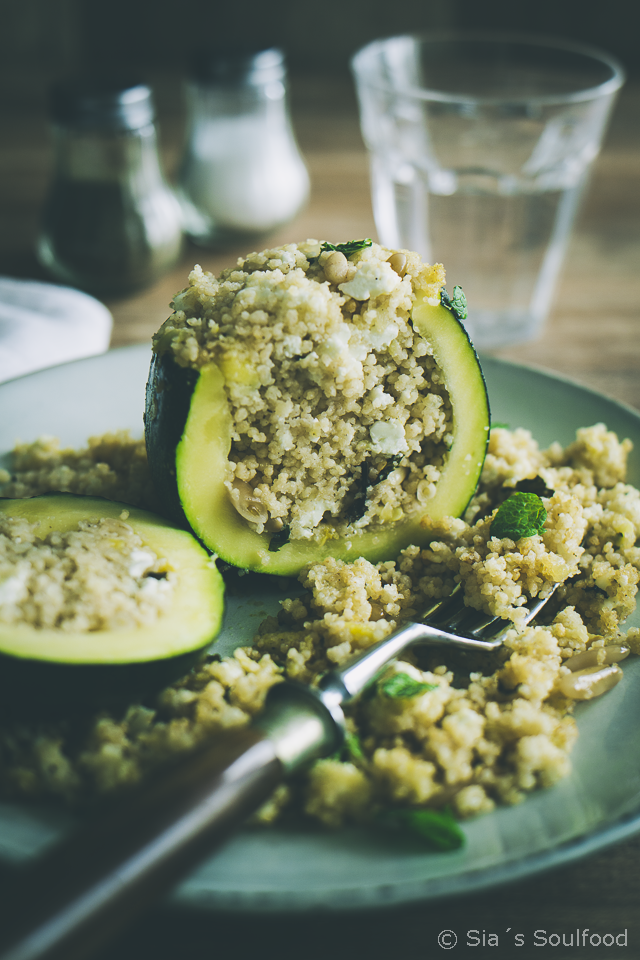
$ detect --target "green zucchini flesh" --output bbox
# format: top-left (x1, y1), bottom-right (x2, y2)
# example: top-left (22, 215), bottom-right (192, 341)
top-left (145, 293), bottom-right (489, 576)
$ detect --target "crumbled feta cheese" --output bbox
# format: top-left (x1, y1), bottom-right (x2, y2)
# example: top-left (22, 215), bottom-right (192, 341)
top-left (139, 576), bottom-right (171, 596)
top-left (339, 260), bottom-right (401, 301)
top-left (368, 385), bottom-right (395, 409)
top-left (0, 563), bottom-right (30, 605)
top-left (128, 548), bottom-right (156, 579)
top-left (281, 335), bottom-right (303, 358)
top-left (360, 315), bottom-right (400, 351)
top-left (370, 421), bottom-right (409, 456)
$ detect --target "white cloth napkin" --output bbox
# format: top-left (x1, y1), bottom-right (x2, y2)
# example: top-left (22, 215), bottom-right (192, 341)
top-left (0, 277), bottom-right (113, 384)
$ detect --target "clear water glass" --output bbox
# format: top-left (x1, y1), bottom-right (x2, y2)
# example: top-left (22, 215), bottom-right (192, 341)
top-left (352, 34), bottom-right (625, 349)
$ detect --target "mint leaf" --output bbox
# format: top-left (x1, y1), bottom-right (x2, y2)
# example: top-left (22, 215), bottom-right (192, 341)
top-left (490, 492), bottom-right (547, 540)
top-left (344, 731), bottom-right (364, 761)
top-left (440, 285), bottom-right (468, 321)
top-left (380, 673), bottom-right (438, 698)
top-left (321, 239), bottom-right (373, 257)
top-left (328, 730), bottom-right (364, 763)
top-left (382, 808), bottom-right (465, 851)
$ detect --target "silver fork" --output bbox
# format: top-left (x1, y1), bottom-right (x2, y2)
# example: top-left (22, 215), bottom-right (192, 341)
top-left (0, 583), bottom-right (557, 960)
top-left (314, 582), bottom-right (558, 733)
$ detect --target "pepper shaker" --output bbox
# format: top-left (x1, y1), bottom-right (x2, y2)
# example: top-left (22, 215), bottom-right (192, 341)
top-left (177, 47), bottom-right (309, 249)
top-left (38, 77), bottom-right (183, 298)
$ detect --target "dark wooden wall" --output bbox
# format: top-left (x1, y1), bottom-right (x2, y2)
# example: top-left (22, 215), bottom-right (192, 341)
top-left (1, 0), bottom-right (638, 110)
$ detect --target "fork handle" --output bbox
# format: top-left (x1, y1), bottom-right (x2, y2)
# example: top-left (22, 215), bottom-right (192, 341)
top-left (0, 726), bottom-right (282, 960)
top-left (0, 682), bottom-right (341, 960)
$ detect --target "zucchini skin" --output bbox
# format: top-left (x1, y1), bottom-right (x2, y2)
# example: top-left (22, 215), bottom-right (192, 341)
top-left (145, 351), bottom-right (198, 526)
top-left (0, 650), bottom-right (206, 718)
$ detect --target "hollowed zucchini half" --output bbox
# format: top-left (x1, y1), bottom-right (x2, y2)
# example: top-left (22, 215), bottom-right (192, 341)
top-left (0, 495), bottom-right (224, 711)
top-left (145, 293), bottom-right (490, 577)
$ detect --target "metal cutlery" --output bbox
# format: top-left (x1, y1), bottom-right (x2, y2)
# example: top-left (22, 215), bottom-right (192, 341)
top-left (0, 583), bottom-right (557, 960)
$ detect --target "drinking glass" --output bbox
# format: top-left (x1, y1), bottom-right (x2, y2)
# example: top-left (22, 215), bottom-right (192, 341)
top-left (352, 34), bottom-right (624, 348)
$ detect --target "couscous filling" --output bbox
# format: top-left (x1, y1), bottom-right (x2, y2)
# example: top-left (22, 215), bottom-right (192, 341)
top-left (155, 242), bottom-right (453, 542)
top-left (0, 516), bottom-right (175, 632)
top-left (0, 423), bottom-right (639, 826)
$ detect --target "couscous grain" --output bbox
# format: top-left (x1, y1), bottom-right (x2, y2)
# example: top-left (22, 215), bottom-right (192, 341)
top-left (154, 241), bottom-right (455, 542)
top-left (0, 420), bottom-right (637, 829)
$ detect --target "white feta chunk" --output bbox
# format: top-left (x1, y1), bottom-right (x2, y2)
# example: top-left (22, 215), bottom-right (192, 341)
top-left (0, 563), bottom-right (30, 605)
top-left (128, 548), bottom-right (157, 579)
top-left (368, 384), bottom-right (395, 409)
top-left (370, 421), bottom-right (409, 456)
top-left (338, 260), bottom-right (401, 301)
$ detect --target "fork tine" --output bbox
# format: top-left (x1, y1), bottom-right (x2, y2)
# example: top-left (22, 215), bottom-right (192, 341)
top-left (317, 582), bottom-right (561, 705)
top-left (415, 583), bottom-right (463, 626)
top-left (419, 582), bottom-right (559, 638)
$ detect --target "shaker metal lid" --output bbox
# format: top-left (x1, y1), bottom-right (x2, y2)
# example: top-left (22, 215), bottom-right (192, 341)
top-left (191, 46), bottom-right (285, 85)
top-left (49, 76), bottom-right (155, 130)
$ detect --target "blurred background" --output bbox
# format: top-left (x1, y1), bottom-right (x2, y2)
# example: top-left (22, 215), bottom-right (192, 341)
top-left (2, 0), bottom-right (638, 268)
top-left (0, 0), bottom-right (639, 385)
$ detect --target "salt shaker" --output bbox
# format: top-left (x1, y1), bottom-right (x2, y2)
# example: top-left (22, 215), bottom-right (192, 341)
top-left (38, 77), bottom-right (183, 298)
top-left (178, 48), bottom-right (309, 249)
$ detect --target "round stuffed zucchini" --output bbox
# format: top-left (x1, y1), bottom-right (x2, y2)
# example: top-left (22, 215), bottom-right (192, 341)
top-left (145, 241), bottom-right (489, 576)
top-left (0, 495), bottom-right (224, 709)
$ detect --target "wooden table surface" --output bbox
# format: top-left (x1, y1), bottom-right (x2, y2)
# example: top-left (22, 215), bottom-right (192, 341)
top-left (1, 75), bottom-right (640, 959)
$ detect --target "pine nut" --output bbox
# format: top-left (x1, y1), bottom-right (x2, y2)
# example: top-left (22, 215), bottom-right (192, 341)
top-left (557, 663), bottom-right (623, 700)
top-left (387, 253), bottom-right (407, 277)
top-left (230, 480), bottom-right (268, 524)
top-left (565, 643), bottom-right (630, 672)
top-left (323, 251), bottom-right (349, 285)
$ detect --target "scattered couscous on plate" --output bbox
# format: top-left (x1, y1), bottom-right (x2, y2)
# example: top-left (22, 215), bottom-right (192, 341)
top-left (0, 242), bottom-right (639, 840)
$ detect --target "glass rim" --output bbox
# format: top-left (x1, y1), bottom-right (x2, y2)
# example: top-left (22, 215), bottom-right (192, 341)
top-left (351, 31), bottom-right (626, 106)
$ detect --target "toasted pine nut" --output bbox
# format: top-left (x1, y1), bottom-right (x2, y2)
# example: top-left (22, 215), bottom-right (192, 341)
top-left (265, 517), bottom-right (284, 533)
top-left (416, 478), bottom-right (435, 504)
top-left (565, 643), bottom-right (630, 672)
top-left (387, 253), bottom-right (407, 277)
top-left (557, 663), bottom-right (623, 700)
top-left (230, 480), bottom-right (268, 524)
top-left (323, 251), bottom-right (349, 285)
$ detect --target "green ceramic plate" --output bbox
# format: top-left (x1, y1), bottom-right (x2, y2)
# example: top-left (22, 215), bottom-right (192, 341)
top-left (0, 346), bottom-right (639, 912)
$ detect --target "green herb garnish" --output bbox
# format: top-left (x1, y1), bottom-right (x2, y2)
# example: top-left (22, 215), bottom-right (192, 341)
top-left (490, 422), bottom-right (510, 430)
top-left (382, 807), bottom-right (465, 851)
top-left (320, 239), bottom-right (373, 257)
top-left (440, 285), bottom-right (468, 321)
top-left (380, 673), bottom-right (438, 698)
top-left (344, 731), bottom-right (364, 761)
top-left (268, 525), bottom-right (291, 552)
top-left (329, 730), bottom-right (364, 763)
top-left (490, 491), bottom-right (547, 541)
